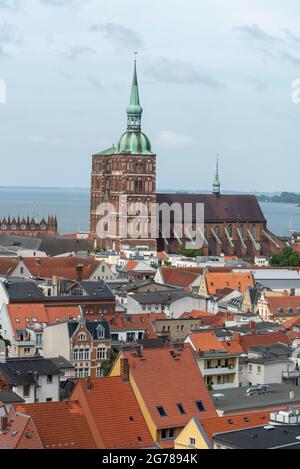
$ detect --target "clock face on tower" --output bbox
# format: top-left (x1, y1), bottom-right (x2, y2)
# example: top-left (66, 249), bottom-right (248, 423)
top-left (21, 224), bottom-right (26, 230)
top-left (1, 224), bottom-right (7, 230)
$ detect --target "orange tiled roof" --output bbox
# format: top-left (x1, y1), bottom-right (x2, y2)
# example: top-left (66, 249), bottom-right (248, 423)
top-left (282, 316), bottom-right (300, 329)
top-left (23, 256), bottom-right (101, 280)
top-left (0, 257), bottom-right (20, 276)
top-left (7, 304), bottom-right (80, 337)
top-left (109, 313), bottom-right (166, 339)
top-left (180, 310), bottom-right (213, 319)
top-left (265, 296), bottom-right (300, 317)
top-left (200, 411), bottom-right (269, 442)
top-left (15, 401), bottom-right (97, 449)
top-left (0, 407), bottom-right (43, 449)
top-left (160, 267), bottom-right (203, 288)
top-left (157, 251), bottom-right (169, 261)
top-left (188, 331), bottom-right (227, 353)
top-left (222, 331), bottom-right (290, 353)
top-left (205, 272), bottom-right (254, 295)
top-left (71, 376), bottom-right (155, 449)
top-left (123, 346), bottom-right (217, 430)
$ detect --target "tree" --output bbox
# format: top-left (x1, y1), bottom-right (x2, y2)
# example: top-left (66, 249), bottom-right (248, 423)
top-left (270, 247), bottom-right (300, 267)
top-left (100, 348), bottom-right (118, 377)
top-left (179, 248), bottom-right (203, 258)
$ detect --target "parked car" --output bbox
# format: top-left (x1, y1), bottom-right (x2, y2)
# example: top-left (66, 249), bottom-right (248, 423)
top-left (246, 385), bottom-right (270, 396)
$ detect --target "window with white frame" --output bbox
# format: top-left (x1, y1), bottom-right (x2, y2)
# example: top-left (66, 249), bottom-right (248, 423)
top-left (78, 333), bottom-right (86, 341)
top-left (96, 325), bottom-right (105, 339)
top-left (73, 348), bottom-right (79, 360)
top-left (84, 348), bottom-right (90, 360)
top-left (97, 347), bottom-right (106, 360)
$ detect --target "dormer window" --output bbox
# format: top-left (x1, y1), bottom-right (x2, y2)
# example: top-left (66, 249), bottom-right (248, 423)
top-left (78, 333), bottom-right (86, 341)
top-left (96, 325), bottom-right (105, 339)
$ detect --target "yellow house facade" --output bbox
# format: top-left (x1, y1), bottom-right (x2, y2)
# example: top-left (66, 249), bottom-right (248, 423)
top-left (174, 417), bottom-right (211, 449)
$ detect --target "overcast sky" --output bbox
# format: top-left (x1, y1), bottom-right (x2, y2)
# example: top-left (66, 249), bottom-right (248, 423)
top-left (0, 0), bottom-right (300, 192)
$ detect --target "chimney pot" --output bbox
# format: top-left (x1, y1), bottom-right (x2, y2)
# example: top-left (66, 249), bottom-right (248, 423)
top-left (0, 416), bottom-right (8, 433)
top-left (120, 357), bottom-right (129, 383)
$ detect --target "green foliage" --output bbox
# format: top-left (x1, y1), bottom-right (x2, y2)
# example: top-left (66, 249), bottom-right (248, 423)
top-left (179, 248), bottom-right (203, 258)
top-left (270, 247), bottom-right (300, 267)
top-left (100, 348), bottom-right (118, 377)
top-left (0, 334), bottom-right (11, 348)
top-left (257, 192), bottom-right (300, 204)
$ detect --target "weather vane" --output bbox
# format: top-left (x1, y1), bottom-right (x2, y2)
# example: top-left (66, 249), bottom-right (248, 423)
top-left (134, 51), bottom-right (138, 63)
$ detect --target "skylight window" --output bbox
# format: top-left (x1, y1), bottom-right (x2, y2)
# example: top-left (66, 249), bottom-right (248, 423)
top-left (157, 406), bottom-right (167, 417)
top-left (177, 403), bottom-right (186, 415)
top-left (195, 401), bottom-right (205, 412)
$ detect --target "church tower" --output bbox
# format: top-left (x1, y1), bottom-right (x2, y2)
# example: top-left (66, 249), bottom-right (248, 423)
top-left (90, 59), bottom-right (157, 250)
top-left (212, 156), bottom-right (221, 197)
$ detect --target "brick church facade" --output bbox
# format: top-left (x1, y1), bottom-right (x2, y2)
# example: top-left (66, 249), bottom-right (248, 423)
top-left (90, 62), bottom-right (283, 259)
top-left (0, 216), bottom-right (58, 238)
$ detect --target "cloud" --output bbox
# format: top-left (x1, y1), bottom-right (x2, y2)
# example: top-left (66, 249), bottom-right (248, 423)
top-left (0, 23), bottom-right (22, 44)
top-left (234, 24), bottom-right (300, 67)
top-left (0, 0), bottom-right (19, 9)
top-left (156, 130), bottom-right (195, 148)
top-left (233, 24), bottom-right (281, 44)
top-left (147, 56), bottom-right (224, 88)
top-left (91, 22), bottom-right (144, 50)
top-left (63, 45), bottom-right (96, 60)
top-left (40, 0), bottom-right (78, 5)
top-left (248, 77), bottom-right (268, 91)
top-left (89, 76), bottom-right (101, 89)
top-left (27, 136), bottom-right (63, 144)
top-left (281, 52), bottom-right (300, 66)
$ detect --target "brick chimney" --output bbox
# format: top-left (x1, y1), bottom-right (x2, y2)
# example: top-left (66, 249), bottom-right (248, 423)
top-left (0, 416), bottom-right (8, 433)
top-left (249, 321), bottom-right (257, 334)
top-left (84, 377), bottom-right (93, 392)
top-left (75, 264), bottom-right (84, 281)
top-left (120, 357), bottom-right (129, 383)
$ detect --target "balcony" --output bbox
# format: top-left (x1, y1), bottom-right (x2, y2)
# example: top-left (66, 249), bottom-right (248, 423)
top-left (12, 339), bottom-right (35, 347)
top-left (203, 366), bottom-right (237, 376)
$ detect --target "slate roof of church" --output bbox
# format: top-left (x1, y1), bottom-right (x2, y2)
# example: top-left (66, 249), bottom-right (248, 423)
top-left (156, 193), bottom-right (266, 223)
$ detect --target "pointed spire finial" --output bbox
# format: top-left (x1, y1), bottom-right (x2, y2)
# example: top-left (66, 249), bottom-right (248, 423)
top-left (213, 153), bottom-right (221, 197)
top-left (126, 55), bottom-right (143, 131)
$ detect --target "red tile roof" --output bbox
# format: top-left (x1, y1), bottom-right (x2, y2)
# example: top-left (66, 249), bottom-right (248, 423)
top-left (222, 331), bottom-right (290, 353)
top-left (205, 272), bottom-right (254, 295)
top-left (282, 316), bottom-right (300, 329)
top-left (0, 257), bottom-right (20, 276)
top-left (200, 411), bottom-right (269, 442)
top-left (108, 313), bottom-right (166, 339)
top-left (122, 346), bottom-right (217, 430)
top-left (187, 331), bottom-right (227, 353)
top-left (15, 401), bottom-right (97, 449)
top-left (23, 257), bottom-right (101, 280)
top-left (264, 296), bottom-right (300, 317)
top-left (157, 251), bottom-right (169, 261)
top-left (0, 407), bottom-right (43, 449)
top-left (7, 304), bottom-right (80, 337)
top-left (71, 376), bottom-right (155, 449)
top-left (160, 267), bottom-right (203, 288)
top-left (180, 310), bottom-right (213, 319)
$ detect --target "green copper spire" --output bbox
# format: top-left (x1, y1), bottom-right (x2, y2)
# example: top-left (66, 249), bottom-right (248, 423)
top-left (116, 56), bottom-right (153, 155)
top-left (213, 155), bottom-right (221, 197)
top-left (127, 57), bottom-right (143, 130)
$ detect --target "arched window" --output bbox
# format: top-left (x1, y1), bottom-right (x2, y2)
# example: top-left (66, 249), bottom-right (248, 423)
top-left (78, 333), bottom-right (86, 342)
